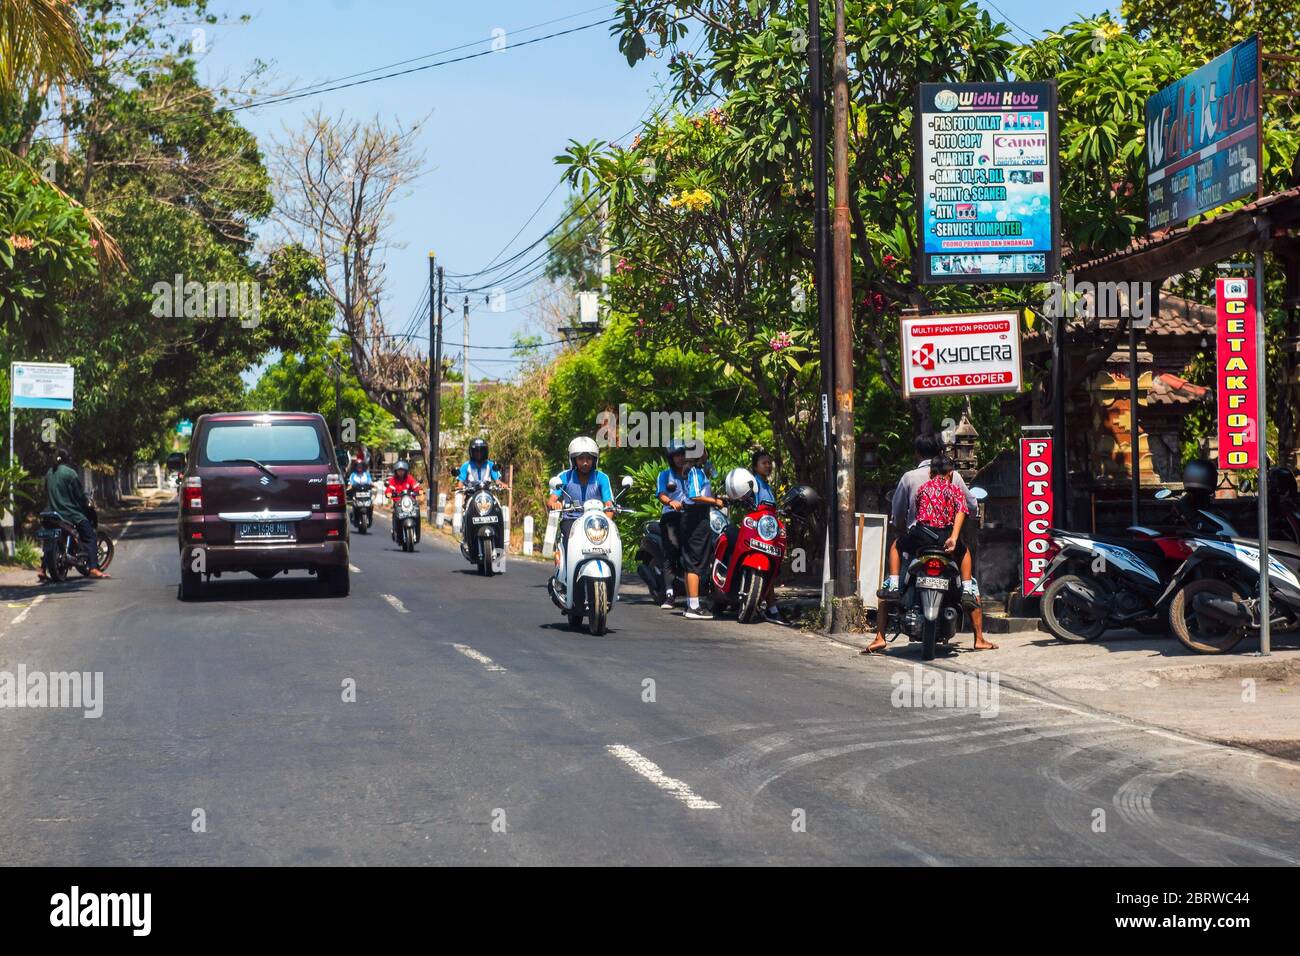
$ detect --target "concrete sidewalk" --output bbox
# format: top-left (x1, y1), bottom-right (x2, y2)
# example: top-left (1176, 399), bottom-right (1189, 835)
top-left (829, 621), bottom-right (1300, 761)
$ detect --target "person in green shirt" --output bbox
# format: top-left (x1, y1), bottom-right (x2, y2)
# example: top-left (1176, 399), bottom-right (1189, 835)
top-left (38, 446), bottom-right (109, 581)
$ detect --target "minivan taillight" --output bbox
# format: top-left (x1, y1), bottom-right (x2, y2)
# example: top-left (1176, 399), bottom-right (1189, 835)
top-left (325, 473), bottom-right (343, 508)
top-left (184, 476), bottom-right (202, 511)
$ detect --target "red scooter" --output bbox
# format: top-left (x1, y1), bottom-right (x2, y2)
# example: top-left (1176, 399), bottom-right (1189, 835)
top-left (709, 472), bottom-right (817, 623)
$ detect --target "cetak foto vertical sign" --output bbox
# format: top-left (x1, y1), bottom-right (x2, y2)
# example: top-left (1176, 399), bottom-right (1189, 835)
top-left (1020, 437), bottom-right (1054, 597)
top-left (1216, 277), bottom-right (1258, 468)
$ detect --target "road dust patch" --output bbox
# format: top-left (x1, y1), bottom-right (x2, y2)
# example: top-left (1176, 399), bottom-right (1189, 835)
top-left (450, 643), bottom-right (505, 672)
top-left (606, 744), bottom-right (721, 810)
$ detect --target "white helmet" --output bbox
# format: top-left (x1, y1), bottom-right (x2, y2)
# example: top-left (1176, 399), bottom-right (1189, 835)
top-left (724, 467), bottom-right (757, 503)
top-left (568, 436), bottom-right (599, 467)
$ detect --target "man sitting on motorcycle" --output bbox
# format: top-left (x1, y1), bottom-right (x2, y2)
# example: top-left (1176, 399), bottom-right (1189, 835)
top-left (547, 437), bottom-right (614, 554)
top-left (38, 445), bottom-right (109, 581)
top-left (456, 438), bottom-right (502, 490)
top-left (655, 439), bottom-right (692, 610)
top-left (348, 455), bottom-right (373, 489)
top-left (867, 453), bottom-right (993, 653)
top-left (384, 460), bottom-right (421, 534)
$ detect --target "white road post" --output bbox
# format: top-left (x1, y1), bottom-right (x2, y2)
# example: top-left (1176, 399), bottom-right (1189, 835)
top-left (436, 492), bottom-right (447, 529)
top-left (523, 515), bottom-right (534, 556)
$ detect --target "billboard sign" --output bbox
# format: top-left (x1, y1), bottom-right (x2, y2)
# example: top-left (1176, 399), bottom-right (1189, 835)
top-left (10, 362), bottom-right (74, 410)
top-left (1145, 35), bottom-right (1260, 231)
top-left (899, 311), bottom-right (1022, 399)
top-left (916, 81), bottom-right (1060, 284)
top-left (1216, 277), bottom-right (1259, 469)
top-left (1020, 437), bottom-right (1054, 597)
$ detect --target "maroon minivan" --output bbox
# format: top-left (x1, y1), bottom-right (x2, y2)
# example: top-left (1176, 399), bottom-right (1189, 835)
top-left (176, 412), bottom-right (349, 600)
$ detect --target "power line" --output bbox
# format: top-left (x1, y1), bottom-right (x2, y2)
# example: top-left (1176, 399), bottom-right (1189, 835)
top-left (228, 18), bottom-right (617, 113)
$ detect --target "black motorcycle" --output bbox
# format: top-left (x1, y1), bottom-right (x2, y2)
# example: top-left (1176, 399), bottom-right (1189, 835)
top-left (37, 505), bottom-right (114, 582)
top-left (882, 523), bottom-right (965, 661)
top-left (459, 480), bottom-right (506, 576)
top-left (635, 485), bottom-right (726, 604)
top-left (348, 482), bottom-right (373, 534)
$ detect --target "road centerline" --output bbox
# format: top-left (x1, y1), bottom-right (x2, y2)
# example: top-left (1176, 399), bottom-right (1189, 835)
top-left (606, 743), bottom-right (721, 810)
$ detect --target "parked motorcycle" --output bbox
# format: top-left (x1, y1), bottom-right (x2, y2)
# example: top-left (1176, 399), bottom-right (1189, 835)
top-left (1165, 533), bottom-right (1300, 654)
top-left (348, 482), bottom-right (373, 534)
top-left (460, 480), bottom-right (507, 576)
top-left (1039, 465), bottom-right (1238, 643)
top-left (547, 475), bottom-right (634, 635)
top-left (37, 504), bottom-right (114, 582)
top-left (709, 470), bottom-right (816, 623)
top-left (392, 490), bottom-right (421, 552)
top-left (882, 487), bottom-right (987, 660)
top-left (635, 477), bottom-right (726, 603)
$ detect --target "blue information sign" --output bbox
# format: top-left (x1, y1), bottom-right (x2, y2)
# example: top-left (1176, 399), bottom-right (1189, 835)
top-left (1145, 35), bottom-right (1261, 231)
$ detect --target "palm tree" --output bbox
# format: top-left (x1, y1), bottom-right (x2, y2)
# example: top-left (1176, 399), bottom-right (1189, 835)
top-left (0, 0), bottom-right (89, 104)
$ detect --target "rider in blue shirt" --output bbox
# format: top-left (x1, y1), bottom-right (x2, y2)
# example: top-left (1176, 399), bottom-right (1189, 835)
top-left (750, 449), bottom-right (777, 507)
top-left (456, 437), bottom-right (502, 490)
top-left (654, 440), bottom-right (692, 609)
top-left (678, 441), bottom-right (725, 619)
top-left (348, 457), bottom-right (373, 487)
top-left (547, 437), bottom-right (614, 550)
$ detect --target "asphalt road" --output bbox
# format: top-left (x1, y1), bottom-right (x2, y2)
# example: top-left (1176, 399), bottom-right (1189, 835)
top-left (1, 502), bottom-right (1298, 865)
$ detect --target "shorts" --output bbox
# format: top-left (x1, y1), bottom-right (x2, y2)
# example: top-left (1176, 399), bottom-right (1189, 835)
top-left (681, 504), bottom-right (714, 576)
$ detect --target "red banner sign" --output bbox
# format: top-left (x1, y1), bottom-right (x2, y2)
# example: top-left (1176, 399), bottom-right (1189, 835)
top-left (1020, 437), bottom-right (1054, 597)
top-left (1216, 277), bottom-right (1258, 469)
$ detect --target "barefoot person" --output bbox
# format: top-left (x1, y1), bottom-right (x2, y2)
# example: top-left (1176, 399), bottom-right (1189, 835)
top-left (865, 443), bottom-right (994, 653)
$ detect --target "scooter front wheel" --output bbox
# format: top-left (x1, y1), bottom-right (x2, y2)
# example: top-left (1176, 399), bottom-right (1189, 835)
top-left (736, 567), bottom-right (765, 624)
top-left (587, 578), bottom-right (609, 636)
top-left (1169, 579), bottom-right (1248, 654)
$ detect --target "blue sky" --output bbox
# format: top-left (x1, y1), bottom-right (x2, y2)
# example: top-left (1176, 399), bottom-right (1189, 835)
top-left (199, 1), bottom-right (1112, 382)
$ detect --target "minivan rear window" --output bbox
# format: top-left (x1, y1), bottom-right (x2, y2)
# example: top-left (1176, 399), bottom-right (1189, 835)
top-left (199, 421), bottom-right (328, 466)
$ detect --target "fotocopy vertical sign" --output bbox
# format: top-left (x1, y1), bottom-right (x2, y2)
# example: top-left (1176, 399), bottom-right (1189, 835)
top-left (915, 81), bottom-right (1060, 284)
top-left (1145, 34), bottom-right (1260, 231)
top-left (1216, 277), bottom-right (1258, 468)
top-left (1020, 437), bottom-right (1054, 596)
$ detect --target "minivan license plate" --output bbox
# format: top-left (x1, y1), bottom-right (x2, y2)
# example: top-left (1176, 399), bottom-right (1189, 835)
top-left (238, 521), bottom-right (293, 539)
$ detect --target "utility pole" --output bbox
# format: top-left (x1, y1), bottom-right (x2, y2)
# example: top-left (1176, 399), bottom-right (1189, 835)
top-left (830, 0), bottom-right (859, 618)
top-left (462, 296), bottom-right (471, 431)
top-left (427, 252), bottom-right (438, 520)
top-left (806, 0), bottom-right (837, 612)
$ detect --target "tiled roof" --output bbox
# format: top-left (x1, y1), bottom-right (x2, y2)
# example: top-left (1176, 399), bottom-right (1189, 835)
top-left (1147, 371), bottom-right (1210, 405)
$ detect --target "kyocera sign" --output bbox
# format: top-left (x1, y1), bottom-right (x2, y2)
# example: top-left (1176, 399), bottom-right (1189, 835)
top-left (900, 311), bottom-right (1023, 398)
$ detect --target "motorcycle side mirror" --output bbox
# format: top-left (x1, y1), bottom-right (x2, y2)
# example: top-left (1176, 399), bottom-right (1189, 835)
top-left (969, 486), bottom-right (988, 501)
top-left (621, 476), bottom-right (634, 489)
top-left (548, 476), bottom-right (562, 492)
top-left (1154, 488), bottom-right (1172, 500)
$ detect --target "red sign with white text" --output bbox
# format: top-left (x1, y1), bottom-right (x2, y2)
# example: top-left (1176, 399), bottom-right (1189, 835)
top-left (1216, 277), bottom-right (1258, 469)
top-left (1020, 437), bottom-right (1054, 597)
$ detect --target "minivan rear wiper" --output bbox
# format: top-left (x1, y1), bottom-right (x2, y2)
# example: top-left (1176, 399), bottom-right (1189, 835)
top-left (220, 457), bottom-right (279, 480)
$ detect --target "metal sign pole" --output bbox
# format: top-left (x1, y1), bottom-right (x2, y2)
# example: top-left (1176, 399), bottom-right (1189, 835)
top-left (1255, 250), bottom-right (1271, 655)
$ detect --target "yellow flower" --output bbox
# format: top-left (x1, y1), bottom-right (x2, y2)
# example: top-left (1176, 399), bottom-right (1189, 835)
top-left (669, 188), bottom-right (713, 212)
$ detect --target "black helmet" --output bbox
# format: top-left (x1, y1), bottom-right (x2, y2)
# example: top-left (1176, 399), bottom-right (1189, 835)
top-left (469, 438), bottom-right (488, 462)
top-left (664, 439), bottom-right (688, 464)
top-left (1268, 466), bottom-right (1297, 500)
top-left (781, 484), bottom-right (820, 517)
top-left (1182, 459), bottom-right (1217, 492)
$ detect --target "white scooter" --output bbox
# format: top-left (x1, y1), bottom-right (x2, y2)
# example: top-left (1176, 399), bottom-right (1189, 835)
top-left (546, 475), bottom-right (634, 635)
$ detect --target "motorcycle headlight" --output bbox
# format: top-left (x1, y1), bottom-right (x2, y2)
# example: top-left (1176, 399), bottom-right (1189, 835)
top-left (584, 514), bottom-right (610, 545)
top-left (474, 492), bottom-right (493, 514)
top-left (708, 509), bottom-right (727, 535)
top-left (757, 514), bottom-right (779, 541)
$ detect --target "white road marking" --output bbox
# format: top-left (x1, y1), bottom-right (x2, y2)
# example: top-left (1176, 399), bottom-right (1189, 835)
top-left (451, 643), bottom-right (506, 672)
top-left (381, 594), bottom-right (408, 614)
top-left (349, 564), bottom-right (361, 573)
top-left (116, 517), bottom-right (136, 542)
top-left (9, 594), bottom-right (45, 628)
top-left (606, 744), bottom-right (721, 810)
